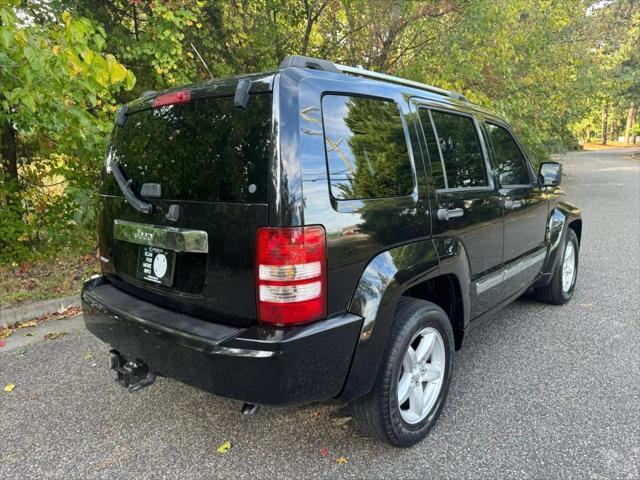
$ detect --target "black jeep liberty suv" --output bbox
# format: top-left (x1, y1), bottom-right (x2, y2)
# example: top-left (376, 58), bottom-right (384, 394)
top-left (82, 55), bottom-right (582, 447)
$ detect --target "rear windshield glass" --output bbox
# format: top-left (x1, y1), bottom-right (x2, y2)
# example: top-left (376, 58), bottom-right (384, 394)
top-left (102, 93), bottom-right (272, 203)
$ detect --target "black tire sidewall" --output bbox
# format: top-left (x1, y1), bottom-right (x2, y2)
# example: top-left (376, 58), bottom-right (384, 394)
top-left (384, 303), bottom-right (454, 444)
top-left (558, 229), bottom-right (579, 301)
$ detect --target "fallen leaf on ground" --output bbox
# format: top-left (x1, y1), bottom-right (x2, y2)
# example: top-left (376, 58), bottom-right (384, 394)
top-left (311, 410), bottom-right (322, 417)
top-left (336, 456), bottom-right (348, 465)
top-left (4, 383), bottom-right (16, 392)
top-left (95, 453), bottom-right (128, 470)
top-left (0, 340), bottom-right (5, 348)
top-left (1, 450), bottom-right (21, 462)
top-left (18, 320), bottom-right (37, 328)
top-left (0, 307), bottom-right (82, 341)
top-left (36, 306), bottom-right (82, 323)
top-left (84, 353), bottom-right (94, 361)
top-left (216, 441), bottom-right (232, 454)
top-left (24, 332), bottom-right (33, 337)
top-left (333, 416), bottom-right (351, 427)
top-left (44, 332), bottom-right (66, 340)
top-left (320, 447), bottom-right (329, 457)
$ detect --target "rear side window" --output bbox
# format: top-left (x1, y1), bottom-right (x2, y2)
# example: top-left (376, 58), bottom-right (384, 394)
top-left (103, 94), bottom-right (272, 202)
top-left (429, 110), bottom-right (487, 189)
top-left (485, 122), bottom-right (531, 185)
top-left (321, 95), bottom-right (414, 200)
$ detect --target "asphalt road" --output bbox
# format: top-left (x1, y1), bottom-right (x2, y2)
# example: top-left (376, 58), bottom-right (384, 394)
top-left (1, 148), bottom-right (639, 480)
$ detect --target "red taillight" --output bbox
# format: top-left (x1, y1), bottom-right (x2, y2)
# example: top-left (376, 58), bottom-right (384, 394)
top-left (256, 226), bottom-right (327, 326)
top-left (152, 90), bottom-right (191, 108)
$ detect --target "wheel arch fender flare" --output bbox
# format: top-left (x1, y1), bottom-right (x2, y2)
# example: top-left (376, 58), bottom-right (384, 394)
top-left (338, 237), bottom-right (471, 402)
top-left (540, 201), bottom-right (582, 282)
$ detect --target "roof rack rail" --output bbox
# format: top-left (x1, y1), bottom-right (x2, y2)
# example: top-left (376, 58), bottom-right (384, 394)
top-left (279, 55), bottom-right (340, 73)
top-left (335, 64), bottom-right (468, 102)
top-left (278, 55), bottom-right (468, 102)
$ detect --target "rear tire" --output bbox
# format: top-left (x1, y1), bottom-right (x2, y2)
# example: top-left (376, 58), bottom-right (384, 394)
top-left (350, 297), bottom-right (454, 447)
top-left (535, 229), bottom-right (579, 305)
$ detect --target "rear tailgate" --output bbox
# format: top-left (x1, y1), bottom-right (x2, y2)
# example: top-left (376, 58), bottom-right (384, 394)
top-left (99, 89), bottom-right (273, 328)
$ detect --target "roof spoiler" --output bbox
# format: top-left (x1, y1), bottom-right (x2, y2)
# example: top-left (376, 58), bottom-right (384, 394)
top-left (234, 78), bottom-right (252, 108)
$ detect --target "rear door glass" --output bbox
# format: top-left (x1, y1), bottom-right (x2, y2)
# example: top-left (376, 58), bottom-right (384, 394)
top-left (103, 94), bottom-right (272, 203)
top-left (429, 110), bottom-right (487, 189)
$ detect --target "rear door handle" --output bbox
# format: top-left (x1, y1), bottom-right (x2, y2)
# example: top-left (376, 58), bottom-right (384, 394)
top-left (437, 208), bottom-right (464, 221)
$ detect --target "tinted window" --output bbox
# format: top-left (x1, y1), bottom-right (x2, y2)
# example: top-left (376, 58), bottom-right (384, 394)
top-left (418, 108), bottom-right (445, 189)
top-left (486, 123), bottom-right (531, 185)
top-left (430, 111), bottom-right (487, 189)
top-left (322, 95), bottom-right (414, 200)
top-left (102, 94), bottom-right (272, 202)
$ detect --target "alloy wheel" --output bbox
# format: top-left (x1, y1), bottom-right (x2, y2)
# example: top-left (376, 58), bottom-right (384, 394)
top-left (397, 327), bottom-right (446, 424)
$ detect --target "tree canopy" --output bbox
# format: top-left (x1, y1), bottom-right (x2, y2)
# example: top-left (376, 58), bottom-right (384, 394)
top-left (0, 0), bottom-right (638, 263)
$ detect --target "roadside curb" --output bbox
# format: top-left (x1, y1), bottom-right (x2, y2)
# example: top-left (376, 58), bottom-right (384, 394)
top-left (0, 295), bottom-right (80, 325)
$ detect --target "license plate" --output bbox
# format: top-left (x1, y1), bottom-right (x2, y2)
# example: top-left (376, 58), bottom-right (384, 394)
top-left (136, 246), bottom-right (176, 286)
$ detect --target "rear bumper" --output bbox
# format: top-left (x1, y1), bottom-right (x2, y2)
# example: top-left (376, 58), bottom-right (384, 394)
top-left (81, 275), bottom-right (362, 406)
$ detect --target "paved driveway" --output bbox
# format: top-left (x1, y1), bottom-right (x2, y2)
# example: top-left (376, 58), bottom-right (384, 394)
top-left (1, 148), bottom-right (639, 479)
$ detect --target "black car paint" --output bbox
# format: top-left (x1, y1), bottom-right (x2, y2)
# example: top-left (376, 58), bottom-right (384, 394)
top-left (83, 65), bottom-right (582, 406)
top-left (82, 276), bottom-right (362, 405)
top-left (98, 196), bottom-right (269, 326)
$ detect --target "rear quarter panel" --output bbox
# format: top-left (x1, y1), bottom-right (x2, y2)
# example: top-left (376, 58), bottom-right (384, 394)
top-left (274, 68), bottom-right (432, 316)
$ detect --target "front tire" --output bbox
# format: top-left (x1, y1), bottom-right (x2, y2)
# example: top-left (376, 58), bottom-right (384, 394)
top-left (535, 229), bottom-right (579, 305)
top-left (350, 298), bottom-right (454, 447)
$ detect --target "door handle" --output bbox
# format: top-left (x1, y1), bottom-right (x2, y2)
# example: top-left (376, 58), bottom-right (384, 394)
top-left (437, 208), bottom-right (464, 221)
top-left (504, 199), bottom-right (522, 210)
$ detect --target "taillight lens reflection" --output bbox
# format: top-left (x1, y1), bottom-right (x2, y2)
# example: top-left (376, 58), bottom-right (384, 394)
top-left (256, 226), bottom-right (326, 326)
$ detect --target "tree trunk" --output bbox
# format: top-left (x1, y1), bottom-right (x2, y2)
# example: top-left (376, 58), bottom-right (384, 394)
top-left (601, 104), bottom-right (608, 145)
top-left (609, 117), bottom-right (615, 143)
top-left (301, 19), bottom-right (313, 56)
top-left (631, 104), bottom-right (637, 145)
top-left (132, 5), bottom-right (139, 41)
top-left (1, 120), bottom-right (18, 181)
top-left (624, 103), bottom-right (634, 143)
top-left (300, 1), bottom-right (328, 56)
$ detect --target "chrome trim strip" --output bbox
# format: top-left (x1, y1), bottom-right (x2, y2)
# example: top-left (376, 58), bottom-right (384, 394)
top-left (504, 249), bottom-right (546, 283)
top-left (114, 220), bottom-right (208, 253)
top-left (211, 346), bottom-right (276, 358)
top-left (476, 270), bottom-right (504, 295)
top-left (476, 249), bottom-right (547, 295)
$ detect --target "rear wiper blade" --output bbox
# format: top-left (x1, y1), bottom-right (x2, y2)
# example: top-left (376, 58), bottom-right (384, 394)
top-left (110, 162), bottom-right (154, 215)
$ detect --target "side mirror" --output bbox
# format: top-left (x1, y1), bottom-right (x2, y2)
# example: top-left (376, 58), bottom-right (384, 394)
top-left (539, 162), bottom-right (562, 187)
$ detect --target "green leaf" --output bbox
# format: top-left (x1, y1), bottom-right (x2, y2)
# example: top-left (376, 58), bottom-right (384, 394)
top-left (92, 55), bottom-right (109, 86)
top-left (0, 28), bottom-right (13, 49)
top-left (106, 55), bottom-right (127, 84)
top-left (125, 70), bottom-right (136, 90)
top-left (93, 33), bottom-right (105, 51)
top-left (81, 49), bottom-right (94, 65)
top-left (21, 94), bottom-right (36, 113)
